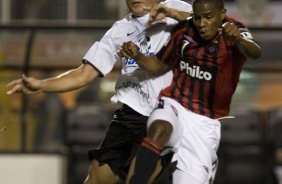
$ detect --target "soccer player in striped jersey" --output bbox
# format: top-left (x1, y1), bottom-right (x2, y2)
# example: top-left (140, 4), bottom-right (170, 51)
top-left (7, 0), bottom-right (192, 184)
top-left (119, 0), bottom-right (262, 183)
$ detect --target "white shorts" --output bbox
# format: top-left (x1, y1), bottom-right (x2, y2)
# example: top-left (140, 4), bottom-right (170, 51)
top-left (147, 97), bottom-right (221, 184)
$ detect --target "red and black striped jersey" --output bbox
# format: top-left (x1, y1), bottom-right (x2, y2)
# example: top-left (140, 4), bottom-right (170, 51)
top-left (156, 16), bottom-right (256, 119)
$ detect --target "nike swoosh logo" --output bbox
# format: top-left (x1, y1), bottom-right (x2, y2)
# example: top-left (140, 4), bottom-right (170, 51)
top-left (127, 31), bottom-right (136, 36)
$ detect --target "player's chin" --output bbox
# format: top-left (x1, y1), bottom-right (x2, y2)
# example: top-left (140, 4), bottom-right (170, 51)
top-left (200, 32), bottom-right (215, 40)
top-left (131, 8), bottom-right (147, 17)
top-left (199, 34), bottom-right (210, 40)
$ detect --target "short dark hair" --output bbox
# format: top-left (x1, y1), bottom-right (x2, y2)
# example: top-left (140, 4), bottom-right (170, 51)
top-left (193, 0), bottom-right (224, 10)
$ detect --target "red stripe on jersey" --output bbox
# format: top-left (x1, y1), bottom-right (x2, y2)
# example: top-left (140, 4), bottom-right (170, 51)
top-left (159, 26), bottom-right (185, 66)
top-left (204, 79), bottom-right (212, 117)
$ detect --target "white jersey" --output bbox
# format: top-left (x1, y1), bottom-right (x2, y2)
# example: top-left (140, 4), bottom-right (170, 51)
top-left (83, 0), bottom-right (192, 116)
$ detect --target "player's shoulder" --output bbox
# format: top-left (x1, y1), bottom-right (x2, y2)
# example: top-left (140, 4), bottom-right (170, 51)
top-left (175, 17), bottom-right (193, 29)
top-left (107, 14), bottom-right (136, 36)
top-left (169, 17), bottom-right (192, 37)
top-left (113, 14), bottom-right (134, 27)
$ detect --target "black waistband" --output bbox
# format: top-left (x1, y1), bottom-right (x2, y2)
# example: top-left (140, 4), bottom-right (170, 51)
top-left (121, 104), bottom-right (146, 117)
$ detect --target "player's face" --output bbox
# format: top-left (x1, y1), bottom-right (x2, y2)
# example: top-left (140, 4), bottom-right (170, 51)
top-left (193, 2), bottom-right (226, 40)
top-left (126, 0), bottom-right (157, 17)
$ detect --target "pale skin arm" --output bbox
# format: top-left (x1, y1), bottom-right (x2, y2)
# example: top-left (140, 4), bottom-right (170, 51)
top-left (6, 63), bottom-right (99, 95)
top-left (118, 41), bottom-right (170, 76)
top-left (220, 22), bottom-right (262, 59)
top-left (146, 3), bottom-right (192, 25)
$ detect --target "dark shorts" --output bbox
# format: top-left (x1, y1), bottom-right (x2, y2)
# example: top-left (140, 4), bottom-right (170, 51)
top-left (88, 104), bottom-right (148, 179)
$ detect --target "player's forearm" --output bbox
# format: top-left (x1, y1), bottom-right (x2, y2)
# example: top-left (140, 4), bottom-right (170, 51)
top-left (41, 71), bottom-right (84, 93)
top-left (237, 37), bottom-right (262, 59)
top-left (41, 64), bottom-right (98, 93)
top-left (133, 53), bottom-right (168, 76)
top-left (167, 8), bottom-right (192, 21)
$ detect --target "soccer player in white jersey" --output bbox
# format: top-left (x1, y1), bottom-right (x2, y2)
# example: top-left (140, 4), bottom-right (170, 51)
top-left (7, 0), bottom-right (192, 183)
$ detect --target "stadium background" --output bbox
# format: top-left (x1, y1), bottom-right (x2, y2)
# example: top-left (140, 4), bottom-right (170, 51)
top-left (0, 0), bottom-right (282, 183)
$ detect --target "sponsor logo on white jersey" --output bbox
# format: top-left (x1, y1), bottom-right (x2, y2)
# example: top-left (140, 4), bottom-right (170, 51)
top-left (180, 60), bottom-right (213, 81)
top-left (124, 35), bottom-right (154, 68)
top-left (115, 81), bottom-right (149, 100)
top-left (124, 58), bottom-right (138, 67)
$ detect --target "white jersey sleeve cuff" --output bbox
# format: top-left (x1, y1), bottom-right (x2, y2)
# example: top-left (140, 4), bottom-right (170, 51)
top-left (83, 41), bottom-right (117, 76)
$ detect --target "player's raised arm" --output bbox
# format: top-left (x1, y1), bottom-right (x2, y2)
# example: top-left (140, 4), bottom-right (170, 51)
top-left (118, 41), bottom-right (170, 76)
top-left (7, 63), bottom-right (99, 95)
top-left (146, 3), bottom-right (192, 25)
top-left (221, 22), bottom-right (261, 59)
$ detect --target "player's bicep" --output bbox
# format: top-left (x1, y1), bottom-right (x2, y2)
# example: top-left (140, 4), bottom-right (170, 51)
top-left (237, 27), bottom-right (261, 59)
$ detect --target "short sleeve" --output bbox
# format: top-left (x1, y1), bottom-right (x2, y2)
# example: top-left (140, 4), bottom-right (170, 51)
top-left (83, 22), bottom-right (122, 76)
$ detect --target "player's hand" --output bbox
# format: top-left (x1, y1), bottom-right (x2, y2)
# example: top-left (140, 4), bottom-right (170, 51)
top-left (6, 74), bottom-right (43, 95)
top-left (219, 22), bottom-right (241, 43)
top-left (144, 3), bottom-right (169, 26)
top-left (118, 41), bottom-right (141, 60)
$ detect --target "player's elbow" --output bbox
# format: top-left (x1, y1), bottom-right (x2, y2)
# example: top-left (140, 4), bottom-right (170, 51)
top-left (253, 49), bottom-right (262, 59)
top-left (150, 65), bottom-right (170, 77)
top-left (77, 63), bottom-right (99, 86)
top-left (246, 41), bottom-right (262, 59)
top-left (248, 47), bottom-right (262, 59)
top-left (251, 53), bottom-right (261, 60)
top-left (151, 68), bottom-right (166, 76)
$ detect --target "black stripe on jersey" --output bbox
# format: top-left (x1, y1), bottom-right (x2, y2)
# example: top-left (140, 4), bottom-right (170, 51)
top-left (208, 39), bottom-right (221, 118)
top-left (198, 46), bottom-right (209, 115)
top-left (178, 73), bottom-right (186, 103)
top-left (170, 72), bottom-right (185, 102)
top-left (179, 23), bottom-right (193, 110)
top-left (179, 37), bottom-right (193, 104)
top-left (158, 43), bottom-right (176, 65)
top-left (188, 77), bottom-right (196, 112)
top-left (187, 47), bottom-right (200, 111)
top-left (162, 27), bottom-right (187, 66)
top-left (157, 27), bottom-right (181, 66)
top-left (208, 56), bottom-right (218, 119)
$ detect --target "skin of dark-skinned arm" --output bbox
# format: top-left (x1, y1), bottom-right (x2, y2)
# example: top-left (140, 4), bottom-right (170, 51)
top-left (118, 41), bottom-right (170, 76)
top-left (236, 37), bottom-right (261, 59)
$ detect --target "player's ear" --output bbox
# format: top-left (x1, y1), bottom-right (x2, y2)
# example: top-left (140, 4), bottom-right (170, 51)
top-left (220, 8), bottom-right (226, 21)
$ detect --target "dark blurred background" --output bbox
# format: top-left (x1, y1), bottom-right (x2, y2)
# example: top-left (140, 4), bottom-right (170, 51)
top-left (0, 0), bottom-right (282, 184)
